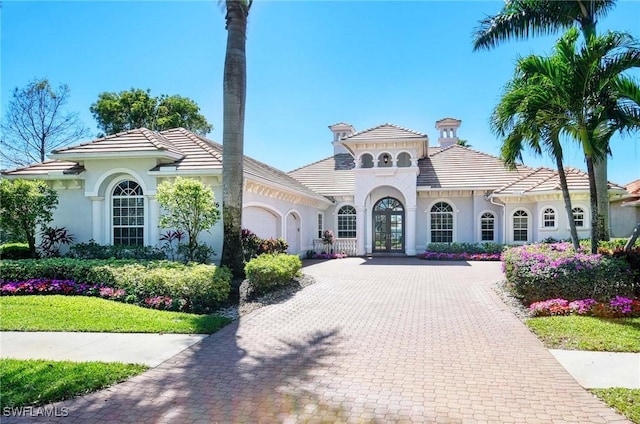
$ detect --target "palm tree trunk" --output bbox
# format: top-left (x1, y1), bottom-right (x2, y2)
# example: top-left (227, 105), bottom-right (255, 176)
top-left (594, 156), bottom-right (610, 240)
top-left (585, 155), bottom-right (599, 254)
top-left (221, 0), bottom-right (249, 278)
top-left (624, 222), bottom-right (640, 251)
top-left (555, 156), bottom-right (580, 251)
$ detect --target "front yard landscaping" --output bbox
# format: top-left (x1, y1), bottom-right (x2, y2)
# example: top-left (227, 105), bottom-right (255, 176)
top-left (499, 240), bottom-right (640, 423)
top-left (0, 358), bottom-right (147, 410)
top-left (0, 295), bottom-right (230, 333)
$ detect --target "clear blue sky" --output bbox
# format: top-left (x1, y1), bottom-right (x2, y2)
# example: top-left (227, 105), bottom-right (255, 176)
top-left (2, 1), bottom-right (639, 185)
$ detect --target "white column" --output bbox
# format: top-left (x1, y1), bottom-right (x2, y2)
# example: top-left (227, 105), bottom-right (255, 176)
top-left (90, 196), bottom-right (105, 244)
top-left (406, 206), bottom-right (417, 256)
top-left (147, 195), bottom-right (160, 246)
top-left (356, 205), bottom-right (366, 256)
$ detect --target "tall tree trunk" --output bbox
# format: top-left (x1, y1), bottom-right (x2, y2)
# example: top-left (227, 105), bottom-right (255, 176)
top-left (594, 156), bottom-right (610, 240)
top-left (585, 155), bottom-right (599, 254)
top-left (221, 0), bottom-right (249, 278)
top-left (624, 222), bottom-right (640, 252)
top-left (555, 157), bottom-right (580, 251)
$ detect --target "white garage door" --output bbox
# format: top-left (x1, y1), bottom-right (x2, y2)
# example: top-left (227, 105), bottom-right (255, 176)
top-left (243, 207), bottom-right (278, 239)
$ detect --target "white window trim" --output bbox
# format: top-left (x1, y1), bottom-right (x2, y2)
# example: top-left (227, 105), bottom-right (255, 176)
top-left (334, 203), bottom-right (357, 239)
top-left (478, 210), bottom-right (497, 243)
top-left (539, 205), bottom-right (558, 231)
top-left (106, 177), bottom-right (148, 246)
top-left (511, 207), bottom-right (532, 244)
top-left (425, 199), bottom-right (458, 244)
top-left (317, 212), bottom-right (324, 239)
top-left (569, 204), bottom-right (589, 230)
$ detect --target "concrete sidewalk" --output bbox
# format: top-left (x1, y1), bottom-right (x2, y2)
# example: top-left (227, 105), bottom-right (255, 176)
top-left (0, 331), bottom-right (208, 367)
top-left (2, 331), bottom-right (637, 389)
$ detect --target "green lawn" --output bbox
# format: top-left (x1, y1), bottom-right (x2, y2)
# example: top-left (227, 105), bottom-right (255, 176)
top-left (525, 316), bottom-right (640, 352)
top-left (591, 388), bottom-right (640, 424)
top-left (0, 358), bottom-right (147, 409)
top-left (0, 295), bottom-right (231, 333)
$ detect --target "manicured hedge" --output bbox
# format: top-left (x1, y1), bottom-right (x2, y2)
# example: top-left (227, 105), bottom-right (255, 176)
top-left (426, 242), bottom-right (505, 254)
top-left (0, 243), bottom-right (31, 260)
top-left (0, 258), bottom-right (231, 313)
top-left (244, 253), bottom-right (302, 294)
top-left (502, 242), bottom-right (636, 304)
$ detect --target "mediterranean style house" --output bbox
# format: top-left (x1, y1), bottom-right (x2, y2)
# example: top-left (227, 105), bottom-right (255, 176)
top-left (2, 118), bottom-right (637, 258)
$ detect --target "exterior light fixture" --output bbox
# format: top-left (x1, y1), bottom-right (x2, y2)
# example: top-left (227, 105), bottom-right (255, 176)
top-left (383, 154), bottom-right (390, 164)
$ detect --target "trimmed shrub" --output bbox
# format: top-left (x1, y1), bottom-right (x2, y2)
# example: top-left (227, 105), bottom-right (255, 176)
top-left (426, 242), bottom-right (505, 254)
top-left (502, 242), bottom-right (636, 304)
top-left (0, 243), bottom-right (31, 260)
top-left (65, 240), bottom-right (165, 260)
top-left (242, 229), bottom-right (288, 261)
top-left (0, 258), bottom-right (231, 313)
top-left (108, 263), bottom-right (231, 313)
top-left (244, 253), bottom-right (301, 294)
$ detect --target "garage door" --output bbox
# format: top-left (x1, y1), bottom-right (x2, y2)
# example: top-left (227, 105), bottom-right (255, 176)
top-left (243, 207), bottom-right (278, 239)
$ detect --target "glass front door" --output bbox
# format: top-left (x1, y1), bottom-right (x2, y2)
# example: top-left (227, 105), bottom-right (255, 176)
top-left (372, 197), bottom-right (404, 253)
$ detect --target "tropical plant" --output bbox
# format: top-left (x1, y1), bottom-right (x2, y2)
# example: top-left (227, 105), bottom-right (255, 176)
top-left (491, 55), bottom-right (581, 250)
top-left (221, 0), bottom-right (253, 278)
top-left (156, 177), bottom-right (221, 263)
top-left (0, 179), bottom-right (58, 258)
top-left (472, 0), bottom-right (629, 241)
top-left (39, 226), bottom-right (75, 258)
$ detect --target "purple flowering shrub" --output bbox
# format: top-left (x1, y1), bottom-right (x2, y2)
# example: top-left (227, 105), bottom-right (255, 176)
top-left (418, 252), bottom-right (501, 261)
top-left (502, 242), bottom-right (635, 304)
top-left (1, 279), bottom-right (126, 301)
top-left (529, 296), bottom-right (640, 318)
top-left (312, 252), bottom-right (347, 259)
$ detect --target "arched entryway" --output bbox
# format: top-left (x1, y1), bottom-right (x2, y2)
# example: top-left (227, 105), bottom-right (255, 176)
top-left (373, 197), bottom-right (404, 253)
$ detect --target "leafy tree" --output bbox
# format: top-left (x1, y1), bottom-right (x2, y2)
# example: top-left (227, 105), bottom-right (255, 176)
top-left (472, 0), bottom-right (622, 241)
top-left (90, 89), bottom-right (212, 136)
top-left (156, 177), bottom-right (221, 263)
top-left (221, 0), bottom-right (252, 278)
top-left (0, 78), bottom-right (89, 168)
top-left (456, 139), bottom-right (472, 147)
top-left (0, 179), bottom-right (58, 258)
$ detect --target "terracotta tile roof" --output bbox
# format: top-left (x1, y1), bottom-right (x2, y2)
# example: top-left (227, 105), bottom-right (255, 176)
top-left (52, 128), bottom-right (184, 158)
top-left (345, 123), bottom-right (427, 141)
top-left (626, 178), bottom-right (640, 195)
top-left (153, 128), bottom-right (223, 171)
top-left (288, 156), bottom-right (355, 196)
top-left (2, 160), bottom-right (85, 176)
top-left (418, 145), bottom-right (532, 189)
top-left (3, 128), bottom-right (330, 204)
top-left (494, 166), bottom-right (625, 195)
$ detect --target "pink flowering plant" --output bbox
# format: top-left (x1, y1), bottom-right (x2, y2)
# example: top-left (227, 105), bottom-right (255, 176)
top-left (530, 296), bottom-right (640, 318)
top-left (502, 242), bottom-right (635, 304)
top-left (418, 252), bottom-right (501, 261)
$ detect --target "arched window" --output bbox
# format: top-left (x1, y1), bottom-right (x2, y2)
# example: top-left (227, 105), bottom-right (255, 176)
top-left (430, 202), bottom-right (453, 243)
top-left (480, 212), bottom-right (495, 241)
top-left (397, 152), bottom-right (412, 167)
top-left (542, 207), bottom-right (556, 228)
top-left (360, 153), bottom-right (374, 168)
top-left (513, 210), bottom-right (529, 242)
top-left (112, 180), bottom-right (144, 246)
top-left (337, 205), bottom-right (356, 238)
top-left (572, 207), bottom-right (585, 228)
top-left (377, 153), bottom-right (392, 168)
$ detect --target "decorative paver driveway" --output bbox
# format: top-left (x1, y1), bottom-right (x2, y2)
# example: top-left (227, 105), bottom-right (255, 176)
top-left (6, 258), bottom-right (629, 423)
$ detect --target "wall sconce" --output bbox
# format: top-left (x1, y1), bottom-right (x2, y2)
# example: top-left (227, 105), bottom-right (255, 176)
top-left (383, 154), bottom-right (390, 164)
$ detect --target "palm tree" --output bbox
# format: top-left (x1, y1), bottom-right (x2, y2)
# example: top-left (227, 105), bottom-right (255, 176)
top-left (473, 0), bottom-right (619, 241)
top-left (456, 139), bottom-right (472, 147)
top-left (221, 0), bottom-right (252, 277)
top-left (492, 67), bottom-right (581, 250)
top-left (509, 29), bottom-right (640, 252)
top-left (473, 0), bottom-right (616, 52)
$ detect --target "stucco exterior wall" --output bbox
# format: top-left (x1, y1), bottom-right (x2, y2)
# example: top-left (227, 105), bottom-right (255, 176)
top-left (611, 202), bottom-right (640, 238)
